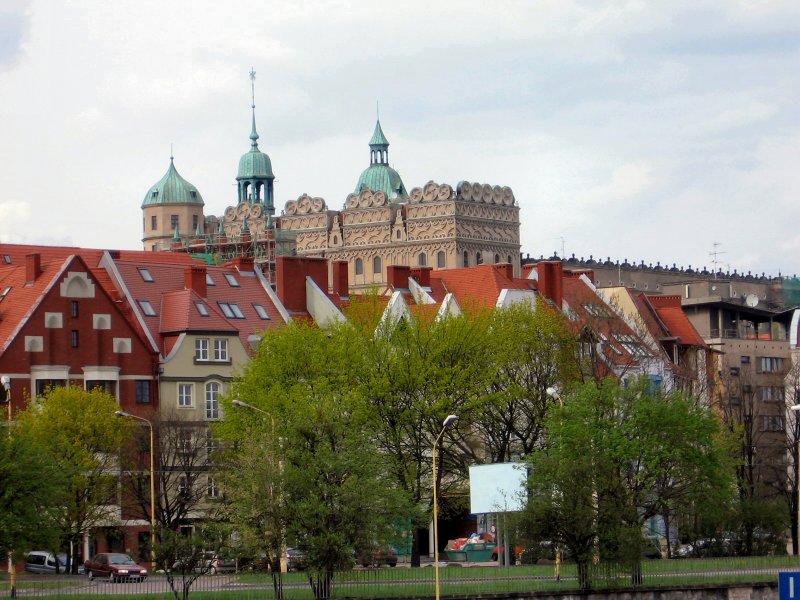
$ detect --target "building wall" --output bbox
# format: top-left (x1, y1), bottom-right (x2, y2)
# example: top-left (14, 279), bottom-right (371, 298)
top-left (279, 181), bottom-right (520, 292)
top-left (1, 267), bottom-right (157, 413)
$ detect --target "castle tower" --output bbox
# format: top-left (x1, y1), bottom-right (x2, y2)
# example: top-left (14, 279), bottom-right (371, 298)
top-left (236, 69), bottom-right (275, 215)
top-left (354, 119), bottom-right (408, 201)
top-left (141, 156), bottom-right (205, 251)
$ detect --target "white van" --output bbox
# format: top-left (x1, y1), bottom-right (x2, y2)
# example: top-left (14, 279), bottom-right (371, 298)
top-left (25, 551), bottom-right (82, 574)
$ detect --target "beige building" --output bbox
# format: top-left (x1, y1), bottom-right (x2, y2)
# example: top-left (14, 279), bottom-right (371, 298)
top-left (278, 120), bottom-right (521, 291)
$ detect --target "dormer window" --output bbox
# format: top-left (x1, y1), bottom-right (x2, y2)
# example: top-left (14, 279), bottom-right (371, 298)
top-left (195, 302), bottom-right (209, 317)
top-left (218, 302), bottom-right (244, 319)
top-left (253, 304), bottom-right (270, 320)
top-left (137, 267), bottom-right (154, 282)
top-left (190, 191), bottom-right (197, 199)
top-left (138, 300), bottom-right (157, 316)
top-left (206, 274), bottom-right (215, 286)
top-left (151, 191), bottom-right (158, 199)
top-left (224, 273), bottom-right (240, 287)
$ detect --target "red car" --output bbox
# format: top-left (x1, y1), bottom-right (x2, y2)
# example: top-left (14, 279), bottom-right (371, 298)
top-left (84, 553), bottom-right (147, 583)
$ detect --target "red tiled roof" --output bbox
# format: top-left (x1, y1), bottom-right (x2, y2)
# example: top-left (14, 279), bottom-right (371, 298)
top-left (114, 259), bottom-right (282, 355)
top-left (430, 264), bottom-right (535, 309)
top-left (644, 294), bottom-right (705, 346)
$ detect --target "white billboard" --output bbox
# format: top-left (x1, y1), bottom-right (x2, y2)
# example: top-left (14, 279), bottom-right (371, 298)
top-left (469, 462), bottom-right (527, 514)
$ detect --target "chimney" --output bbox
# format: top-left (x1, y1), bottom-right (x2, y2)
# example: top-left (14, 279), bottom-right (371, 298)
top-left (26, 254), bottom-right (42, 284)
top-left (332, 261), bottom-right (349, 298)
top-left (232, 256), bottom-right (255, 273)
top-left (184, 265), bottom-right (207, 298)
top-left (276, 256), bottom-right (329, 311)
top-left (386, 265), bottom-right (411, 289)
top-left (493, 263), bottom-right (514, 281)
top-left (409, 266), bottom-right (432, 287)
top-left (536, 261), bottom-right (563, 308)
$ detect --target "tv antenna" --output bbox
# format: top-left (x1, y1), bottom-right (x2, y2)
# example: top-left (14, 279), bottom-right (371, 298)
top-left (709, 242), bottom-right (726, 278)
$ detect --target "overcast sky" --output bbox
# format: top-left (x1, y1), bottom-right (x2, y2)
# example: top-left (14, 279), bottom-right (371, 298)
top-left (1, 1), bottom-right (798, 277)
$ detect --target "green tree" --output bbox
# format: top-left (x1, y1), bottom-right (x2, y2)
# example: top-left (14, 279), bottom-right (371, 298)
top-left (479, 300), bottom-right (579, 462)
top-left (0, 430), bottom-right (68, 560)
top-left (216, 322), bottom-right (411, 600)
top-left (361, 310), bottom-right (493, 566)
top-left (16, 386), bottom-right (133, 572)
top-left (520, 378), bottom-right (733, 589)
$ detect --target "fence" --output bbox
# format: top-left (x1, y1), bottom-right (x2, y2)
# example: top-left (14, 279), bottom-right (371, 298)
top-left (4, 555), bottom-right (799, 599)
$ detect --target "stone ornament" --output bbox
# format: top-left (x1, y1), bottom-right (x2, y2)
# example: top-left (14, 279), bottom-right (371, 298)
top-left (345, 189), bottom-right (387, 209)
top-left (284, 194), bottom-right (327, 216)
top-left (408, 181), bottom-right (454, 204)
top-left (456, 181), bottom-right (515, 206)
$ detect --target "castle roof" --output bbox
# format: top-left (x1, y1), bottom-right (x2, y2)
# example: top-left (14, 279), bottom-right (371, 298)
top-left (141, 158), bottom-right (204, 208)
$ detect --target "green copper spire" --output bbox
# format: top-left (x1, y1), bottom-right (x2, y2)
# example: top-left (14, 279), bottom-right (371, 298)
top-left (249, 68), bottom-right (259, 150)
top-left (354, 118), bottom-right (408, 201)
top-left (369, 120), bottom-right (390, 147)
top-left (237, 68), bottom-right (275, 212)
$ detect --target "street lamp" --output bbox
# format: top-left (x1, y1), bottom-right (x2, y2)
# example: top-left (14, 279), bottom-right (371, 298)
top-left (115, 411), bottom-right (155, 565)
top-left (433, 414), bottom-right (458, 600)
top-left (232, 399), bottom-right (267, 415)
top-left (790, 404), bottom-right (800, 554)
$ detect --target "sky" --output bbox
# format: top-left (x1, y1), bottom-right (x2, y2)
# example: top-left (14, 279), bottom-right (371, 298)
top-left (1, 0), bottom-right (799, 277)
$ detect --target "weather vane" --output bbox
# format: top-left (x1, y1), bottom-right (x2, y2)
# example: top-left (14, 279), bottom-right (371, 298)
top-left (249, 68), bottom-right (256, 108)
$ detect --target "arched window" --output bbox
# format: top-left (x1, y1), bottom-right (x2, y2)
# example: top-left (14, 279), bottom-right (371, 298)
top-left (418, 253), bottom-right (426, 266)
top-left (476, 252), bottom-right (483, 265)
top-left (437, 251), bottom-right (446, 269)
top-left (463, 251), bottom-right (469, 268)
top-left (396, 230), bottom-right (401, 239)
top-left (495, 254), bottom-right (500, 264)
top-left (507, 255), bottom-right (512, 264)
top-left (205, 382), bottom-right (221, 420)
top-left (332, 235), bottom-right (338, 245)
top-left (373, 256), bottom-right (382, 274)
top-left (355, 258), bottom-right (363, 275)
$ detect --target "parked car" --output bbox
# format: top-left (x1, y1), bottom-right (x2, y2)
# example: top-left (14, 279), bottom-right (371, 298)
top-left (357, 545), bottom-right (397, 568)
top-left (25, 551), bottom-right (84, 575)
top-left (84, 553), bottom-right (147, 583)
top-left (286, 547), bottom-right (306, 571)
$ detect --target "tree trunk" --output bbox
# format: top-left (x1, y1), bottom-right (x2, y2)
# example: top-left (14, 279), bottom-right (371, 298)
top-left (577, 559), bottom-right (591, 591)
top-left (410, 528), bottom-right (421, 567)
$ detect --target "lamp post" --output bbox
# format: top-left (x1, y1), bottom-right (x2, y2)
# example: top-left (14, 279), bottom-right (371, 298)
top-left (232, 399), bottom-right (266, 415)
top-left (2, 376), bottom-right (16, 597)
top-left (115, 411), bottom-right (155, 565)
top-left (790, 404), bottom-right (800, 554)
top-left (433, 414), bottom-right (458, 600)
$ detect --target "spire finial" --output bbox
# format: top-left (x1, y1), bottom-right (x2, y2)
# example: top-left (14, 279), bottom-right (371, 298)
top-left (170, 143), bottom-right (174, 162)
top-left (249, 68), bottom-right (259, 149)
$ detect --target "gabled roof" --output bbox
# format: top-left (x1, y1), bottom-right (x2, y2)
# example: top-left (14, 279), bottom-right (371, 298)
top-left (160, 289), bottom-right (237, 335)
top-left (428, 264), bottom-right (535, 309)
top-left (642, 294), bottom-right (705, 346)
top-left (111, 258), bottom-right (283, 356)
top-left (0, 253), bottom-right (152, 356)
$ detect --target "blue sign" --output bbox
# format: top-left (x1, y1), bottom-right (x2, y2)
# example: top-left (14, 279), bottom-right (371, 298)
top-left (780, 572), bottom-right (800, 600)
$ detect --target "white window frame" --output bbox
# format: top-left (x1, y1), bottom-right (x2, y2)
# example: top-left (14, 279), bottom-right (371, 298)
top-left (214, 339), bottom-right (228, 361)
top-left (195, 338), bottom-right (209, 361)
top-left (205, 382), bottom-right (221, 420)
top-left (178, 383), bottom-right (193, 408)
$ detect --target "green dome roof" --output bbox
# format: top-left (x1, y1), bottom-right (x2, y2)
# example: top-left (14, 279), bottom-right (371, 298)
top-left (237, 106), bottom-right (274, 180)
top-left (354, 119), bottom-right (407, 201)
top-left (238, 148), bottom-right (273, 179)
top-left (141, 158), bottom-right (204, 208)
top-left (355, 164), bottom-right (408, 200)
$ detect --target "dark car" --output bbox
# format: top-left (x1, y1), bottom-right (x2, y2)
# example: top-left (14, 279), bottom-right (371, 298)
top-left (357, 545), bottom-right (398, 568)
top-left (286, 547), bottom-right (306, 571)
top-left (84, 553), bottom-right (147, 583)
